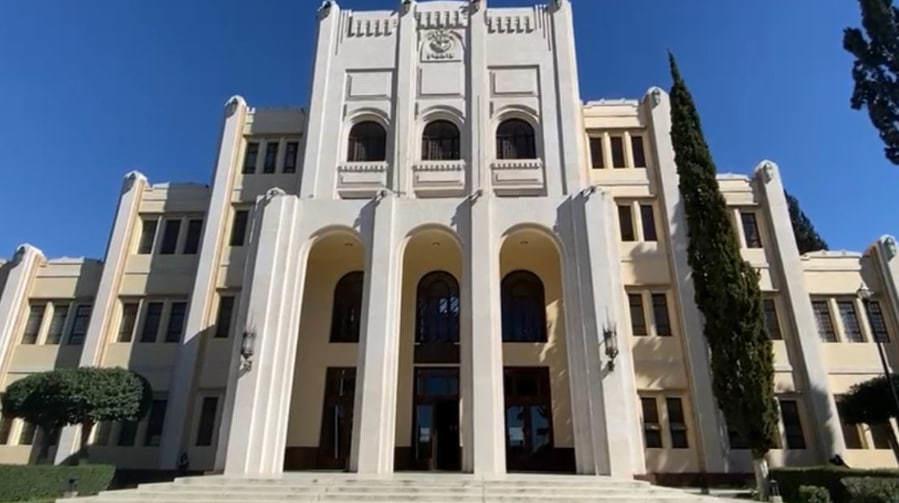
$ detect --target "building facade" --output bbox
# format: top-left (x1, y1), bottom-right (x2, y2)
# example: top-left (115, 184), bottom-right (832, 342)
top-left (0, 0), bottom-right (897, 481)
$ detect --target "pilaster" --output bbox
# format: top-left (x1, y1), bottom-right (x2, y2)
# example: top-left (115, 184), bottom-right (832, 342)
top-left (392, 0), bottom-right (417, 196)
top-left (548, 0), bottom-right (586, 195)
top-left (466, 0), bottom-right (489, 194)
top-left (0, 245), bottom-right (44, 375)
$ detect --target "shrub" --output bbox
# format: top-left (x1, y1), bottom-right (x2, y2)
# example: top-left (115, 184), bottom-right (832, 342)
top-left (771, 467), bottom-right (899, 503)
top-left (842, 477), bottom-right (899, 503)
top-left (799, 485), bottom-right (831, 503)
top-left (0, 464), bottom-right (114, 501)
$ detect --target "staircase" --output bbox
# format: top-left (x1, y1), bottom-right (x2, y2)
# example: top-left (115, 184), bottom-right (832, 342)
top-left (64, 473), bottom-right (741, 502)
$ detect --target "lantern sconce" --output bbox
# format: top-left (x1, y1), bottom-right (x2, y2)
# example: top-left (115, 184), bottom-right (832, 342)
top-left (602, 325), bottom-right (619, 372)
top-left (240, 330), bottom-right (256, 372)
top-left (856, 281), bottom-right (873, 301)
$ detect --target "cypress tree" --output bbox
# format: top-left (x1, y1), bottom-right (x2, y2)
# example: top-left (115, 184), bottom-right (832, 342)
top-left (668, 54), bottom-right (779, 490)
top-left (785, 191), bottom-right (828, 254)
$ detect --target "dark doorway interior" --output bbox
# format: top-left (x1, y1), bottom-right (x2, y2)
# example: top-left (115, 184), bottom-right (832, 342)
top-left (504, 366), bottom-right (571, 472)
top-left (412, 367), bottom-right (461, 471)
top-left (316, 367), bottom-right (356, 470)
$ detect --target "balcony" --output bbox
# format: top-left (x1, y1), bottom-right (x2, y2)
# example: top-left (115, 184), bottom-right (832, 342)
top-left (490, 159), bottom-right (545, 196)
top-left (337, 161), bottom-right (389, 198)
top-left (412, 161), bottom-right (466, 197)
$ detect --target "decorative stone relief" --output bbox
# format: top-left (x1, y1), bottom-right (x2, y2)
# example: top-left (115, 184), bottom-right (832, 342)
top-left (760, 162), bottom-right (775, 183)
top-left (422, 29), bottom-right (460, 62)
top-left (883, 235), bottom-right (898, 260)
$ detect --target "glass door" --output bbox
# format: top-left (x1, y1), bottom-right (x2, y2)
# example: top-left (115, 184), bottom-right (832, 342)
top-left (317, 367), bottom-right (355, 470)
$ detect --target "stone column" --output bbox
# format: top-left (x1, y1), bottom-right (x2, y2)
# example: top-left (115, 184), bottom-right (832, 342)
top-left (392, 0), bottom-right (417, 196)
top-left (754, 161), bottom-right (846, 460)
top-left (350, 192), bottom-right (401, 474)
top-left (645, 88), bottom-right (728, 473)
top-left (0, 245), bottom-right (44, 374)
top-left (54, 171), bottom-right (147, 465)
top-left (160, 95), bottom-right (249, 470)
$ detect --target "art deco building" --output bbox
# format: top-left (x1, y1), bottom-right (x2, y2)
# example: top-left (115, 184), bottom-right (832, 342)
top-left (0, 0), bottom-right (896, 482)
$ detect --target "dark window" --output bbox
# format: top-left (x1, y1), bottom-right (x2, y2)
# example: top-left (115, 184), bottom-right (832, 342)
top-left (196, 396), bottom-right (219, 447)
top-left (143, 399), bottom-right (167, 446)
top-left (640, 397), bottom-right (662, 448)
top-left (284, 141), bottom-right (299, 173)
top-left (18, 422), bottom-right (36, 446)
top-left (504, 367), bottom-right (553, 471)
top-left (93, 422), bottom-right (112, 446)
top-left (242, 142), bottom-right (259, 174)
top-left (611, 136), bottom-right (625, 168)
top-left (318, 368), bottom-right (356, 470)
top-left (741, 212), bottom-right (762, 248)
top-left (263, 141), bottom-right (279, 174)
top-left (331, 272), bottom-right (364, 343)
top-left (640, 204), bottom-right (657, 242)
top-left (865, 300), bottom-right (890, 342)
top-left (230, 210), bottom-right (249, 247)
top-left (159, 219), bottom-right (181, 255)
top-left (215, 295), bottom-right (235, 339)
top-left (496, 119), bottom-right (536, 160)
top-left (22, 305), bottom-right (43, 344)
top-left (763, 299), bottom-right (782, 340)
top-left (870, 422), bottom-right (893, 449)
top-left (347, 121), bottom-right (387, 162)
top-left (666, 397), bottom-right (689, 448)
top-left (812, 300), bottom-right (837, 342)
top-left (589, 137), bottom-right (604, 169)
top-left (0, 417), bottom-right (11, 445)
top-left (138, 219), bottom-right (158, 255)
top-left (140, 302), bottom-right (163, 343)
top-left (501, 271), bottom-right (546, 343)
top-left (779, 399), bottom-right (806, 449)
top-left (422, 120), bottom-right (461, 160)
top-left (652, 294), bottom-right (672, 337)
top-left (118, 302), bottom-right (139, 343)
top-left (183, 219), bottom-right (203, 255)
top-left (836, 400), bottom-right (863, 449)
top-left (416, 271), bottom-right (460, 344)
top-left (838, 301), bottom-right (864, 342)
top-left (618, 205), bottom-right (635, 242)
top-left (68, 305), bottom-right (91, 344)
top-left (631, 135), bottom-right (647, 168)
top-left (46, 303), bottom-right (68, 345)
top-left (628, 293), bottom-right (647, 336)
top-left (165, 302), bottom-right (187, 343)
top-left (117, 421), bottom-right (138, 446)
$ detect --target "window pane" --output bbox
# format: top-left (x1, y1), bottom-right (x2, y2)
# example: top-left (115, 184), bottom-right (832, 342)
top-left (46, 303), bottom-right (68, 345)
top-left (118, 303), bottom-right (139, 343)
top-left (529, 405), bottom-right (551, 453)
top-left (159, 219), bottom-right (181, 255)
top-left (284, 141), bottom-right (299, 173)
top-left (195, 396), bottom-right (219, 447)
top-left (496, 119), bottom-right (536, 160)
top-left (628, 293), bottom-right (647, 336)
top-left (870, 422), bottom-right (893, 449)
top-left (117, 421), bottom-right (138, 446)
top-left (348, 122), bottom-right (387, 162)
top-left (666, 397), bottom-right (689, 448)
top-left (836, 400), bottom-right (863, 449)
top-left (422, 121), bottom-right (461, 161)
top-left (741, 212), bottom-right (762, 248)
top-left (68, 305), bottom-right (91, 345)
top-left (589, 137), bottom-right (604, 169)
top-left (141, 302), bottom-right (163, 343)
top-left (652, 294), bottom-right (672, 337)
top-left (838, 301), bottom-right (864, 342)
top-left (611, 136), bottom-right (625, 168)
top-left (242, 142), bottom-right (258, 174)
top-left (640, 204), bottom-right (657, 242)
top-left (505, 406), bottom-right (525, 448)
top-left (263, 141), bottom-right (279, 174)
top-left (93, 422), bottom-right (112, 446)
top-left (18, 422), bottom-right (36, 446)
top-left (812, 301), bottom-right (837, 342)
top-left (618, 205), bottom-right (635, 242)
top-left (640, 397), bottom-right (662, 448)
top-left (0, 417), bottom-right (11, 445)
top-left (215, 296), bottom-right (235, 339)
top-left (631, 135), bottom-right (646, 168)
top-left (165, 302), bottom-right (187, 343)
top-left (138, 219), bottom-right (158, 255)
top-left (763, 299), bottom-right (782, 340)
top-left (500, 271), bottom-right (546, 343)
top-left (183, 219), bottom-right (203, 255)
top-left (22, 305), bottom-right (44, 344)
top-left (331, 272), bottom-right (364, 343)
top-left (230, 210), bottom-right (249, 247)
top-left (143, 399), bottom-right (167, 446)
top-left (779, 400), bottom-right (806, 449)
top-left (865, 300), bottom-right (890, 343)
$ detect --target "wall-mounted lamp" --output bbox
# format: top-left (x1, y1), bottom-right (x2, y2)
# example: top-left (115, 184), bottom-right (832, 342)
top-left (603, 326), bottom-right (619, 372)
top-left (240, 330), bottom-right (256, 371)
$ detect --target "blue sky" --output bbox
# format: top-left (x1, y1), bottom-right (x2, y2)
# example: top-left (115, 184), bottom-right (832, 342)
top-left (0, 0), bottom-right (895, 259)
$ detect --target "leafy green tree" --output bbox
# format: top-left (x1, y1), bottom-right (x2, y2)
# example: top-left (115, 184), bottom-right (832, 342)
top-left (785, 191), bottom-right (828, 254)
top-left (839, 375), bottom-right (899, 460)
top-left (2, 368), bottom-right (152, 462)
top-left (844, 0), bottom-right (899, 166)
top-left (668, 54), bottom-right (780, 495)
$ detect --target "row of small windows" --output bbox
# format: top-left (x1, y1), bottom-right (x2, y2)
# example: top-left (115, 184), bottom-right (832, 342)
top-left (589, 133), bottom-right (647, 169)
top-left (138, 216), bottom-right (204, 256)
top-left (242, 138), bottom-right (300, 175)
top-left (21, 302), bottom-right (92, 346)
top-left (837, 396), bottom-right (894, 451)
top-left (726, 398), bottom-right (808, 450)
top-left (116, 298), bottom-right (187, 344)
top-left (618, 202), bottom-right (658, 243)
top-left (812, 297), bottom-right (890, 343)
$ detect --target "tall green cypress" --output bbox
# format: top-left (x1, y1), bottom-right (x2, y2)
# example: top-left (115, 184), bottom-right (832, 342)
top-left (668, 54), bottom-right (779, 470)
top-left (785, 191), bottom-right (828, 254)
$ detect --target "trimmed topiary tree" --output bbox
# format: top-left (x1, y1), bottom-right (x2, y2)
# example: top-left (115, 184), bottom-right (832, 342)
top-left (668, 53), bottom-right (780, 497)
top-left (2, 367), bottom-right (152, 462)
top-left (839, 375), bottom-right (899, 461)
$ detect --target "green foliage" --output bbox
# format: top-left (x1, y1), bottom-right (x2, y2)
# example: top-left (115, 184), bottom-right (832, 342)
top-left (843, 477), bottom-right (899, 503)
top-left (844, 0), bottom-right (899, 166)
top-left (799, 485), bottom-right (832, 503)
top-left (785, 191), bottom-right (828, 254)
top-left (839, 375), bottom-right (899, 424)
top-left (771, 467), bottom-right (899, 503)
top-left (0, 464), bottom-right (114, 501)
top-left (667, 53), bottom-right (779, 459)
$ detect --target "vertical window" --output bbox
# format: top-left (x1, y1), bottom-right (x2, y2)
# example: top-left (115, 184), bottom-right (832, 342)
top-left (46, 303), bottom-right (68, 345)
top-left (117, 421), bottom-right (138, 447)
top-left (631, 135), bottom-right (647, 168)
top-left (812, 300), bottom-right (837, 342)
top-left (118, 302), bottom-right (139, 343)
top-left (165, 302), bottom-right (187, 343)
top-left (159, 219), bottom-right (181, 255)
top-left (838, 301), bottom-right (864, 342)
top-left (143, 399), bottom-right (167, 446)
top-left (652, 294), bottom-right (672, 337)
top-left (284, 141), bottom-right (299, 174)
top-left (140, 302), bottom-right (163, 343)
top-left (763, 299), bottom-right (782, 340)
top-left (0, 417), bottom-right (11, 445)
top-left (501, 271), bottom-right (546, 343)
top-left (347, 121), bottom-right (387, 162)
top-left (865, 300), bottom-right (890, 342)
top-left (330, 272), bottom-right (364, 343)
top-left (836, 400), bottom-right (863, 449)
top-left (496, 119), bottom-right (537, 160)
top-left (618, 205), bottom-right (635, 242)
top-left (417, 271), bottom-right (461, 344)
top-left (92, 422), bottom-right (112, 446)
top-left (68, 305), bottom-right (91, 344)
top-left (610, 136), bottom-right (625, 168)
top-left (263, 141), bottom-right (279, 174)
top-left (870, 423), bottom-right (894, 449)
top-left (242, 142), bottom-right (259, 174)
top-left (640, 397), bottom-right (662, 448)
top-left (229, 210), bottom-right (249, 247)
top-left (18, 422), bottom-right (36, 446)
top-left (640, 204), bottom-right (657, 242)
top-left (628, 293), bottom-right (647, 336)
top-left (741, 212), bottom-right (763, 248)
top-left (214, 296), bottom-right (235, 339)
top-left (22, 304), bottom-right (44, 344)
top-left (666, 397), bottom-right (689, 448)
top-left (779, 399), bottom-right (806, 449)
top-left (195, 396), bottom-right (219, 447)
top-left (421, 120), bottom-right (461, 160)
top-left (183, 219), bottom-right (203, 255)
top-left (138, 219), bottom-right (158, 255)
top-left (589, 137), bottom-right (604, 169)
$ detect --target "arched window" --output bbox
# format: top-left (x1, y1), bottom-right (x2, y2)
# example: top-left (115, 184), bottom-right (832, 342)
top-left (421, 120), bottom-right (461, 160)
top-left (415, 271), bottom-right (460, 344)
top-left (501, 270), bottom-right (547, 342)
top-left (496, 119), bottom-right (537, 160)
top-left (347, 121), bottom-right (387, 162)
top-left (330, 271), bottom-right (364, 342)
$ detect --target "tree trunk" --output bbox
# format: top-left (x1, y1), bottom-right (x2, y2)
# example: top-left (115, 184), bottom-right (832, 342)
top-left (78, 421), bottom-right (94, 465)
top-left (753, 456), bottom-right (770, 501)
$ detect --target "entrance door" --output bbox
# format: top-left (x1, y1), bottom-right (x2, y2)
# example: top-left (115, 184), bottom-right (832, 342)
top-left (412, 368), bottom-right (460, 471)
top-left (317, 367), bottom-right (355, 470)
top-left (504, 367), bottom-right (555, 472)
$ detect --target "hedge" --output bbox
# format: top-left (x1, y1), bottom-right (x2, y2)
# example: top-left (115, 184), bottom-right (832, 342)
top-left (0, 464), bottom-right (114, 502)
top-left (843, 477), bottom-right (899, 503)
top-left (771, 466), bottom-right (899, 503)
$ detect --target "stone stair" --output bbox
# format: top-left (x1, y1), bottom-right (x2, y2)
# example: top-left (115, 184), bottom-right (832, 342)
top-left (63, 473), bottom-right (741, 502)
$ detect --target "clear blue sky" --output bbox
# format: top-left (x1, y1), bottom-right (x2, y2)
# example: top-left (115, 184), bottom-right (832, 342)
top-left (1, 0), bottom-right (895, 260)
